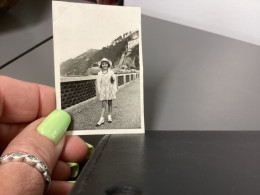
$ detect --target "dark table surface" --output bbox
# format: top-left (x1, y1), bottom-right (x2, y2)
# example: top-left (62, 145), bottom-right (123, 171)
top-left (73, 131), bottom-right (260, 195)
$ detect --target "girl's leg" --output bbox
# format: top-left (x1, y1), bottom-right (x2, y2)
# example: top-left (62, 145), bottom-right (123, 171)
top-left (108, 100), bottom-right (112, 115)
top-left (101, 100), bottom-right (107, 118)
top-left (96, 100), bottom-right (107, 126)
top-left (108, 100), bottom-right (112, 122)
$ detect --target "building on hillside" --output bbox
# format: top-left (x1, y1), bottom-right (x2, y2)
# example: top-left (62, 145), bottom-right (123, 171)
top-left (126, 31), bottom-right (139, 52)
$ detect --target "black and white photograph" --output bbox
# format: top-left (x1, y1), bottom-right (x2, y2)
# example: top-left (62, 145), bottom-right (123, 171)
top-left (53, 1), bottom-right (144, 135)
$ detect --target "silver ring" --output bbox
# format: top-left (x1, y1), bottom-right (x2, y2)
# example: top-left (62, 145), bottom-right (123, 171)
top-left (0, 152), bottom-right (51, 193)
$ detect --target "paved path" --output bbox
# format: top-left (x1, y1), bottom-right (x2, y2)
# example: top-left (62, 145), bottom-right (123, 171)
top-left (68, 78), bottom-right (141, 130)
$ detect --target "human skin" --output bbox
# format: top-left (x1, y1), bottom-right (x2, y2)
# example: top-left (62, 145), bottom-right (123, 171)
top-left (0, 76), bottom-right (88, 195)
top-left (101, 61), bottom-right (109, 70)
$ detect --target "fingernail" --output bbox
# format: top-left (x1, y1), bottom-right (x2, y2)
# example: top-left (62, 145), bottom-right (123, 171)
top-left (37, 110), bottom-right (71, 144)
top-left (67, 162), bottom-right (79, 178)
top-left (85, 142), bottom-right (94, 159)
top-left (68, 180), bottom-right (76, 183)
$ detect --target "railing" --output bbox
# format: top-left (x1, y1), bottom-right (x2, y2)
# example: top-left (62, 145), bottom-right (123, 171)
top-left (60, 73), bottom-right (139, 109)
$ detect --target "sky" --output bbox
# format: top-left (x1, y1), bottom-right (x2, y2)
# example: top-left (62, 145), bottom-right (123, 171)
top-left (53, 2), bottom-right (141, 65)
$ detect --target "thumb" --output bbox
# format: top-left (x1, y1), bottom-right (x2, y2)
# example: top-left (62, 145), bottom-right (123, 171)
top-left (0, 110), bottom-right (71, 195)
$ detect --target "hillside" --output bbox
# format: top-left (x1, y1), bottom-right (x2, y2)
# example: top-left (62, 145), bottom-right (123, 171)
top-left (60, 49), bottom-right (98, 76)
top-left (60, 31), bottom-right (140, 77)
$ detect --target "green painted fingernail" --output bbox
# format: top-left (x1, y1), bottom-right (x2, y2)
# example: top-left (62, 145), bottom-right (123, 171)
top-left (37, 110), bottom-right (71, 144)
top-left (68, 180), bottom-right (76, 183)
top-left (67, 162), bottom-right (79, 178)
top-left (85, 142), bottom-right (94, 159)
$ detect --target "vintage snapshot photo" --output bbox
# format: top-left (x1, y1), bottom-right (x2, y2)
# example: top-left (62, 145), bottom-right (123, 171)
top-left (53, 1), bottom-right (144, 135)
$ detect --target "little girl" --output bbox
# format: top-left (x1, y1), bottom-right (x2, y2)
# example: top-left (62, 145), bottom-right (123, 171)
top-left (96, 58), bottom-right (117, 126)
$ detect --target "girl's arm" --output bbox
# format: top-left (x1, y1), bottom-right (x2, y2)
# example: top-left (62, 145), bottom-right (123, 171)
top-left (111, 71), bottom-right (118, 92)
top-left (110, 70), bottom-right (116, 80)
top-left (96, 73), bottom-right (101, 93)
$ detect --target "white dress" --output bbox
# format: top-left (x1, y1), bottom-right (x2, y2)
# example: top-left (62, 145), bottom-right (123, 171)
top-left (96, 69), bottom-right (117, 101)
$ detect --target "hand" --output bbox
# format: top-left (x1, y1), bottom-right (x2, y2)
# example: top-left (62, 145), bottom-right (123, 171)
top-left (0, 76), bottom-right (88, 195)
top-left (96, 88), bottom-right (101, 95)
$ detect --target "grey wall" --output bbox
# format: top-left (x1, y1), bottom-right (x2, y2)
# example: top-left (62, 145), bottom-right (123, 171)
top-left (143, 15), bottom-right (260, 130)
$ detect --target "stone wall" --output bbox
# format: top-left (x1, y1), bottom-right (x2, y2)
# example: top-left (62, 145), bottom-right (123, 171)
top-left (60, 73), bottom-right (139, 109)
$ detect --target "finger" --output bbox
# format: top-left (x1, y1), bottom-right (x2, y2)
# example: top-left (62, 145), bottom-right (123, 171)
top-left (2, 118), bottom-right (65, 170)
top-left (0, 76), bottom-right (55, 123)
top-left (47, 180), bottom-right (73, 195)
top-left (52, 160), bottom-right (71, 181)
top-left (0, 123), bottom-right (26, 153)
top-left (60, 135), bottom-right (88, 162)
top-left (0, 110), bottom-right (71, 195)
top-left (0, 128), bottom-right (88, 162)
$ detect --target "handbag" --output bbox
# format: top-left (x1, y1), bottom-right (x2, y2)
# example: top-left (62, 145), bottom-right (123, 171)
top-left (110, 76), bottom-right (115, 84)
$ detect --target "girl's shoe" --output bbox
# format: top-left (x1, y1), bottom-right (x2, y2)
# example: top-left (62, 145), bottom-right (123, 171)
top-left (108, 115), bottom-right (112, 123)
top-left (96, 117), bottom-right (104, 127)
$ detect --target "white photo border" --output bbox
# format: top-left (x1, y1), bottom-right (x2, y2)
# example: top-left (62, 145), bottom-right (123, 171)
top-left (53, 1), bottom-right (145, 135)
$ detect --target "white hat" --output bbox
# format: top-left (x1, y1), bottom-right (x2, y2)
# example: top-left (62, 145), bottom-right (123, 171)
top-left (99, 58), bottom-right (112, 68)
